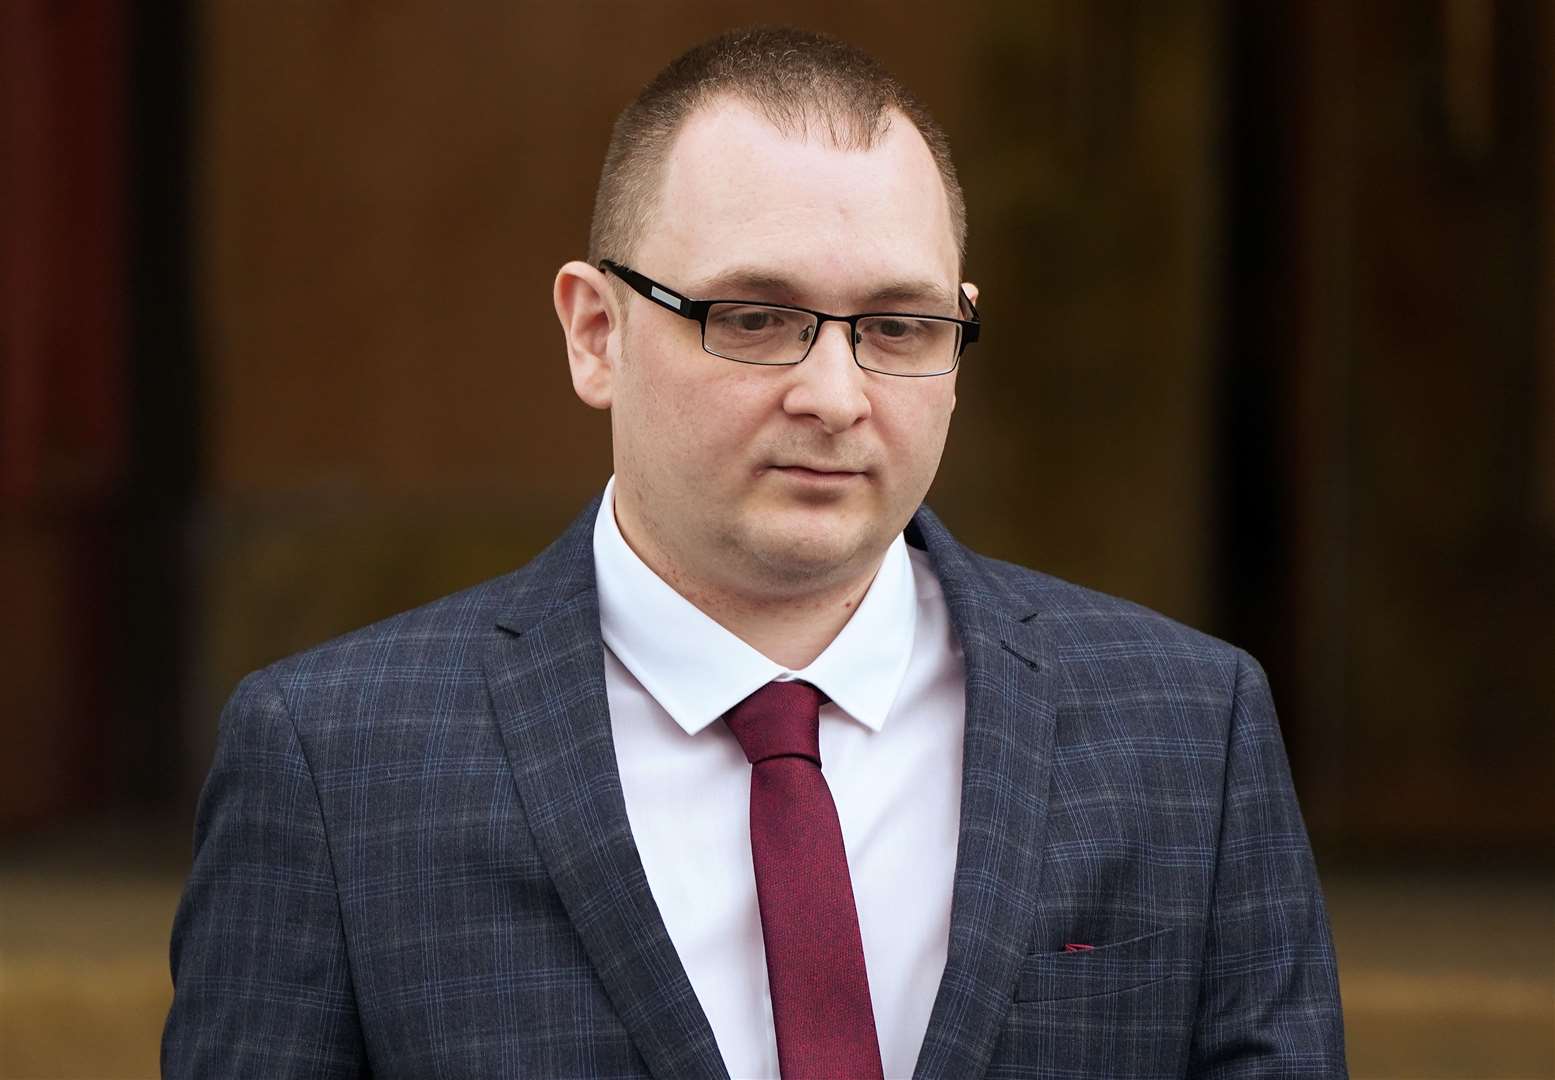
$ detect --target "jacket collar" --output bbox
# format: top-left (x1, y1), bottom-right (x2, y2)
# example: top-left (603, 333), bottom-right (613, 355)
top-left (485, 499), bottom-right (1055, 1080)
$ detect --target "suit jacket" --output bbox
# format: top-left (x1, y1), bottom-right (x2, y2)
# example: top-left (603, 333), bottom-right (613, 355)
top-left (163, 500), bottom-right (1346, 1078)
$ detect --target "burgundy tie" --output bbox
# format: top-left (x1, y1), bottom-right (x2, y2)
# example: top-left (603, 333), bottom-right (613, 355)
top-left (725, 681), bottom-right (884, 1080)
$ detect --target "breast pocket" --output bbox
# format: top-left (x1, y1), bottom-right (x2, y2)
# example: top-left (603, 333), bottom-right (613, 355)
top-left (1014, 925), bottom-right (1182, 1003)
top-left (991, 927), bottom-right (1196, 1079)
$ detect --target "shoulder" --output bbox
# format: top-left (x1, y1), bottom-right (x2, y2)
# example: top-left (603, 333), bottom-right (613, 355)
top-left (212, 571), bottom-right (518, 752)
top-left (918, 517), bottom-right (1279, 799)
top-left (980, 549), bottom-right (1240, 665)
top-left (232, 500), bottom-right (601, 730)
top-left (263, 569), bottom-right (520, 689)
top-left (911, 506), bottom-right (1254, 715)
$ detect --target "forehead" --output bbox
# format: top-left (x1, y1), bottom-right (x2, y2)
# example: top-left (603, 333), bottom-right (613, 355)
top-left (635, 99), bottom-right (959, 303)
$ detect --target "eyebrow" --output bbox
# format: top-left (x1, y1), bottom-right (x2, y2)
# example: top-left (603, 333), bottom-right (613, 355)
top-left (685, 266), bottom-right (959, 314)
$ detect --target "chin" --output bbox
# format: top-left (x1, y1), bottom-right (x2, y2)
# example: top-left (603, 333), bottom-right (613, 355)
top-left (735, 510), bottom-right (879, 588)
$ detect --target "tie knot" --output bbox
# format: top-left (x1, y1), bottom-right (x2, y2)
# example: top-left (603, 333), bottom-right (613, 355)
top-left (724, 681), bottom-right (825, 766)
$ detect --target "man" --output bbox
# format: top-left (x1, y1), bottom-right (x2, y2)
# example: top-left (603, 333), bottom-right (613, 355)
top-left (164, 26), bottom-right (1346, 1079)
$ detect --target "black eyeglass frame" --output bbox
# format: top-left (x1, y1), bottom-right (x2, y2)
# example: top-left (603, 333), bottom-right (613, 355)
top-left (599, 259), bottom-right (980, 377)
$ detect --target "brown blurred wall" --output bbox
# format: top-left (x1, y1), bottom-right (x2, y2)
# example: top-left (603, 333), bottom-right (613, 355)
top-left (2, 2), bottom-right (1549, 855)
top-left (1226, 0), bottom-right (1555, 845)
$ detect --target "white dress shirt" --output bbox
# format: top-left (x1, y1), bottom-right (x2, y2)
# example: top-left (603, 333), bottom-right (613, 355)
top-left (594, 477), bottom-right (966, 1079)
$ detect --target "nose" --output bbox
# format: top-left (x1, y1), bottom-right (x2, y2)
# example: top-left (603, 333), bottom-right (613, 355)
top-left (781, 320), bottom-right (871, 434)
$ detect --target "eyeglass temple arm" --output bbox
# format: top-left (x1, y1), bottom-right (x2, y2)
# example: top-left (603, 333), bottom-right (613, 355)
top-left (599, 260), bottom-right (700, 319)
top-left (958, 286), bottom-right (980, 348)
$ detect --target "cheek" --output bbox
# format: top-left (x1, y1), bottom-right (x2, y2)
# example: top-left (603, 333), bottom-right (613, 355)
top-left (619, 345), bottom-right (769, 468)
top-left (877, 384), bottom-right (956, 466)
top-left (616, 333), bottom-right (694, 431)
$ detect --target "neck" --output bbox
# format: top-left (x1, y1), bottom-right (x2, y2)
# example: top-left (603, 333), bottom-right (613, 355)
top-left (679, 567), bottom-right (878, 671)
top-left (613, 511), bottom-right (883, 671)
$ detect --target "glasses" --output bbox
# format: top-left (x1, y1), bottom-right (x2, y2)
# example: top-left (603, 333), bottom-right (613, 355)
top-left (599, 260), bottom-right (979, 377)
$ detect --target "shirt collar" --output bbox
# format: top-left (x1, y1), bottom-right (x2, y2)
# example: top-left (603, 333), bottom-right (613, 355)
top-left (593, 476), bottom-right (917, 736)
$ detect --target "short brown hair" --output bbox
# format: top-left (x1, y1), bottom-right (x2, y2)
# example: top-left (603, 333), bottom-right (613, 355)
top-left (588, 26), bottom-right (966, 272)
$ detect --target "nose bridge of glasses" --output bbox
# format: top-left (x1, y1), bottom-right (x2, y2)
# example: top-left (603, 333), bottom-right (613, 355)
top-left (803, 313), bottom-right (860, 357)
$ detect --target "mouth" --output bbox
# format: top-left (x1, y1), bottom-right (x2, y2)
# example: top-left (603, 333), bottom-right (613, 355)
top-left (768, 464), bottom-right (868, 483)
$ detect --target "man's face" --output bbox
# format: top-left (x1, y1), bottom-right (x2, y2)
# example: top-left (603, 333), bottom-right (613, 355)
top-left (605, 99), bottom-right (967, 599)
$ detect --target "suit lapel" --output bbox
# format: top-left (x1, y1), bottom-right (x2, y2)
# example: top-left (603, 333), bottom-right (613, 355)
top-left (909, 509), bottom-right (1058, 1080)
top-left (483, 502), bottom-right (726, 1080)
top-left (480, 500), bottom-right (1053, 1079)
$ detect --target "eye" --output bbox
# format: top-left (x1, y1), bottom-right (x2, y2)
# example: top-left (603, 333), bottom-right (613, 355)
top-left (857, 316), bottom-right (955, 362)
top-left (711, 305), bottom-right (793, 335)
top-left (734, 311), bottom-right (775, 331)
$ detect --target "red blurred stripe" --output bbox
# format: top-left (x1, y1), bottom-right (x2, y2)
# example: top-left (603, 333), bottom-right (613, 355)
top-left (1, 0), bottom-right (127, 505)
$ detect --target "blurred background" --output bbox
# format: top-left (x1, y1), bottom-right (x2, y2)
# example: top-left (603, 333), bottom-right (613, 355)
top-left (2, 1), bottom-right (1551, 1077)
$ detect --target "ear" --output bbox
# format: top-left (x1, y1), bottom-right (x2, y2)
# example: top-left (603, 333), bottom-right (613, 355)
top-left (554, 260), bottom-right (619, 410)
top-left (952, 281), bottom-right (979, 412)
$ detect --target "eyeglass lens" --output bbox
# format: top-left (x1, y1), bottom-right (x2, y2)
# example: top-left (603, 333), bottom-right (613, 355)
top-left (704, 303), bottom-right (960, 375)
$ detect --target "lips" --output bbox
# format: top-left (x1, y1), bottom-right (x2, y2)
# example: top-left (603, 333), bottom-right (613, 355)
top-left (772, 464), bottom-right (866, 476)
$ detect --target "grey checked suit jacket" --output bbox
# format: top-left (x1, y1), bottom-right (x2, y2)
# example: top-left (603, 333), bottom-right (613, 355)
top-left (163, 501), bottom-right (1346, 1078)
